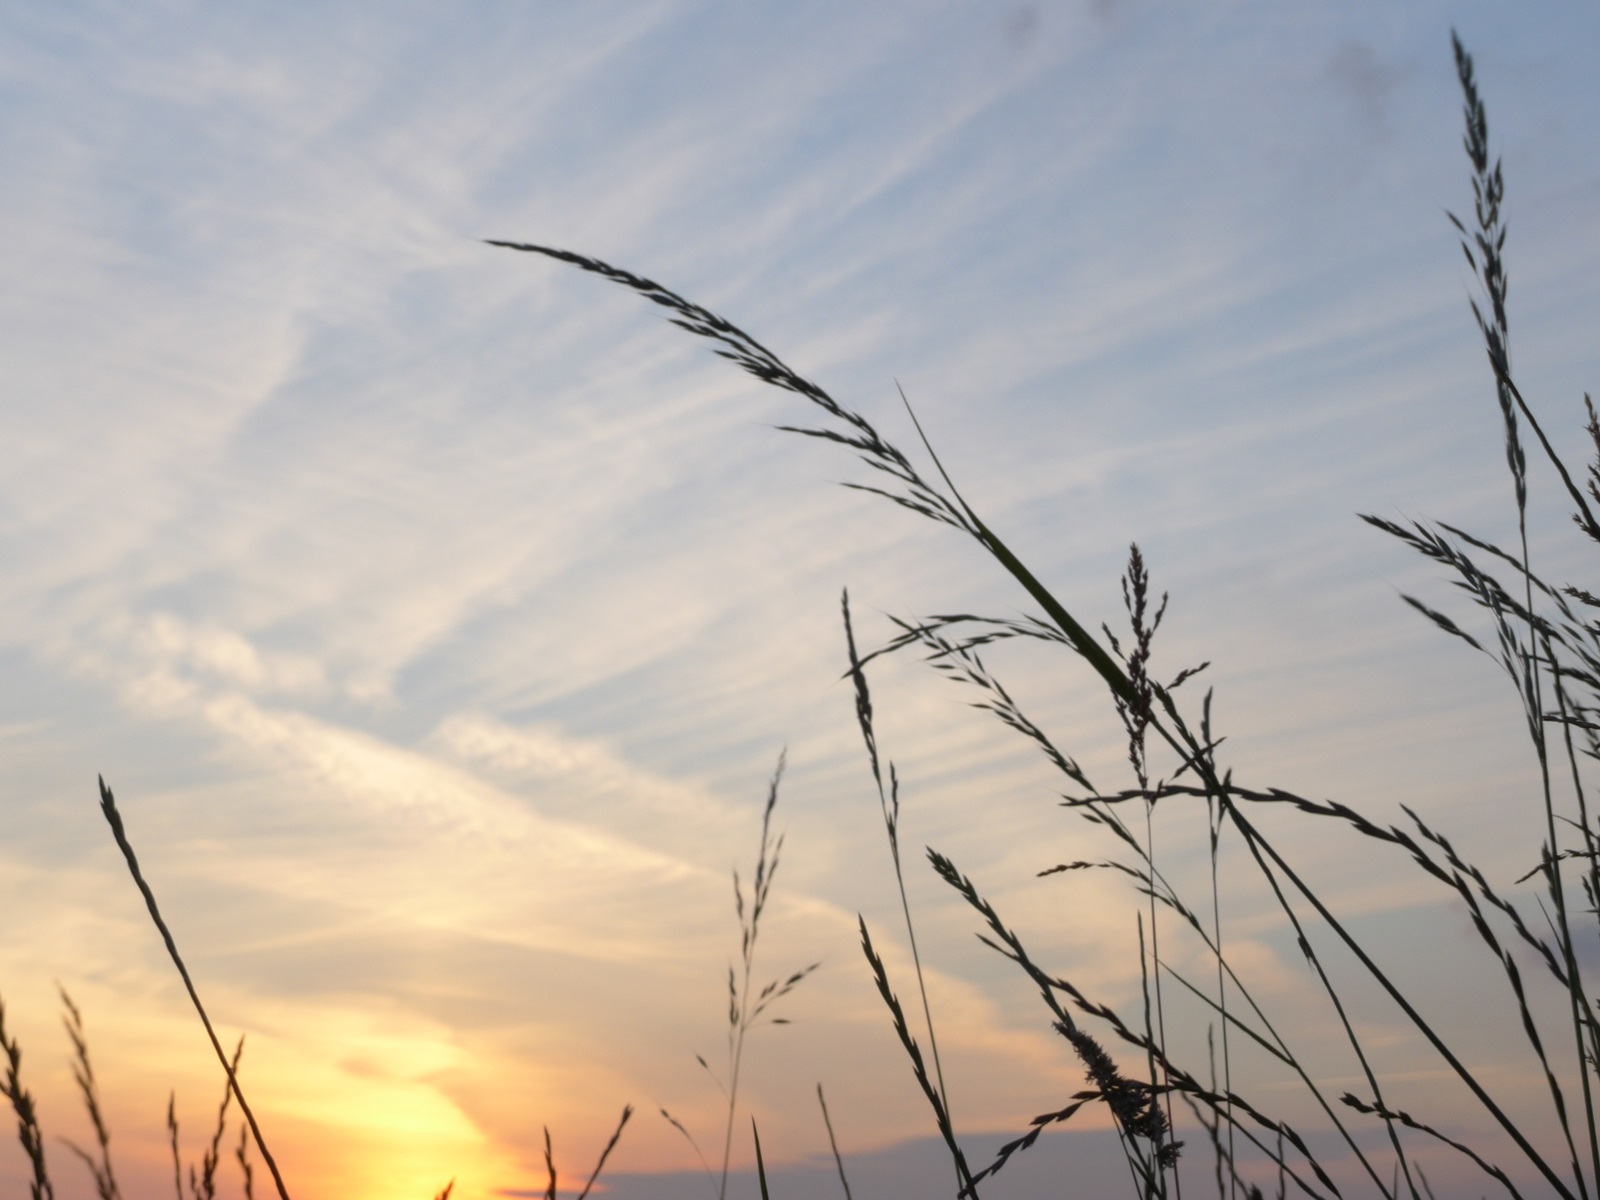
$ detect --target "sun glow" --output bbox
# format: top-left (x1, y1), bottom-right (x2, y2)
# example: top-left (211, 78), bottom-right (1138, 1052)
top-left (244, 1038), bottom-right (523, 1200)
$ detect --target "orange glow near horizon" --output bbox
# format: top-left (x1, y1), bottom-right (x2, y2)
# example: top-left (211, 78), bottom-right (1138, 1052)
top-left (12, 1067), bottom-right (536, 1200)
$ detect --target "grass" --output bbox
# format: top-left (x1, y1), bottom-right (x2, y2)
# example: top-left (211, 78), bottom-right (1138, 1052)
top-left (2, 27), bottom-right (1594, 1200)
top-left (491, 29), bottom-right (1600, 1199)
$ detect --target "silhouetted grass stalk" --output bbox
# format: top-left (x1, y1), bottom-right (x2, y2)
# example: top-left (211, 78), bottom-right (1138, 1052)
top-left (715, 752), bottom-right (818, 1200)
top-left (58, 986), bottom-right (120, 1200)
top-left (815, 1083), bottom-right (854, 1200)
top-left (842, 590), bottom-right (959, 1171)
top-left (1, 992), bottom-right (54, 1200)
top-left (95, 777), bottom-right (294, 1200)
top-left (659, 754), bottom-right (816, 1200)
top-left (752, 1117), bottom-right (772, 1200)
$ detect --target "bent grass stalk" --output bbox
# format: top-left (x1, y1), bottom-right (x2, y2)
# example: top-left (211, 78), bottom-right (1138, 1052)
top-left (494, 29), bottom-right (1599, 1199)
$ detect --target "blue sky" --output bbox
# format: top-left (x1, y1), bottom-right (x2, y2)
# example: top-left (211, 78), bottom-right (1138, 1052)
top-left (2, 3), bottom-right (1599, 1198)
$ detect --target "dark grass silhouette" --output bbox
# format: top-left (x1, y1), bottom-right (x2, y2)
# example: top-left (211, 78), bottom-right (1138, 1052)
top-left (492, 30), bottom-right (1599, 1200)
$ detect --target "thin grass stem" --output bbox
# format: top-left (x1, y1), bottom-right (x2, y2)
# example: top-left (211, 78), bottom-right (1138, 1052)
top-left (576, 1105), bottom-right (633, 1200)
top-left (1, 993), bottom-right (54, 1200)
top-left (95, 778), bottom-right (292, 1200)
top-left (57, 986), bottom-right (120, 1200)
top-left (842, 593), bottom-right (957, 1150)
top-left (815, 1084), bottom-right (854, 1200)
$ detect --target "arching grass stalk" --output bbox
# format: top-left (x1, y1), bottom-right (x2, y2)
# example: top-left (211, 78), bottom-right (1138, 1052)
top-left (492, 31), bottom-right (1597, 1196)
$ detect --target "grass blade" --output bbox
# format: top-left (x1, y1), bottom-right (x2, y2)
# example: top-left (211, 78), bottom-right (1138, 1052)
top-left (815, 1084), bottom-right (853, 1200)
top-left (0, 993), bottom-right (54, 1200)
top-left (96, 777), bottom-right (293, 1200)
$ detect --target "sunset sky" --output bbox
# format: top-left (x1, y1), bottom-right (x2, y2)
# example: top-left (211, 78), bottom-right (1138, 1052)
top-left (3, 3), bottom-right (1600, 1199)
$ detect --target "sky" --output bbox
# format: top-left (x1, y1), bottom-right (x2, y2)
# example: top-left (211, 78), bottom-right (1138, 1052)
top-left (2, 2), bottom-right (1600, 1198)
